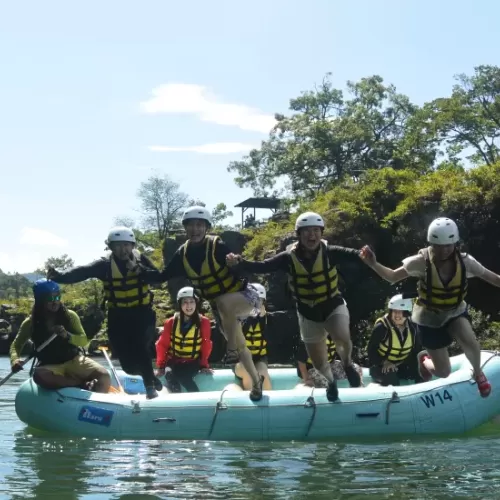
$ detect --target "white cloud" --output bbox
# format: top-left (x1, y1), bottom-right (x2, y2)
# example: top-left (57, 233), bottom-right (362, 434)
top-left (0, 251), bottom-right (45, 274)
top-left (20, 227), bottom-right (68, 247)
top-left (140, 83), bottom-right (276, 133)
top-left (148, 142), bottom-right (257, 154)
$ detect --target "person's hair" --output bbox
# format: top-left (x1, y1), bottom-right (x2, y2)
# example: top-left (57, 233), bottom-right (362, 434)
top-left (31, 298), bottom-right (71, 332)
top-left (179, 297), bottom-right (201, 328)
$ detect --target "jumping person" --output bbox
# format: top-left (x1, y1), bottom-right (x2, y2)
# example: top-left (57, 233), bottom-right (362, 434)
top-left (360, 217), bottom-right (500, 397)
top-left (368, 294), bottom-right (423, 386)
top-left (10, 279), bottom-right (111, 392)
top-left (155, 287), bottom-right (213, 392)
top-left (235, 283), bottom-right (272, 391)
top-left (47, 226), bottom-right (162, 399)
top-left (139, 206), bottom-right (265, 401)
top-left (226, 211), bottom-right (369, 402)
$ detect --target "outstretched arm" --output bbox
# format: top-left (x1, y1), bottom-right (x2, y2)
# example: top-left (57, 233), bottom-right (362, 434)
top-left (359, 245), bottom-right (409, 284)
top-left (48, 259), bottom-right (108, 284)
top-left (479, 268), bottom-right (500, 288)
top-left (227, 251), bottom-right (289, 274)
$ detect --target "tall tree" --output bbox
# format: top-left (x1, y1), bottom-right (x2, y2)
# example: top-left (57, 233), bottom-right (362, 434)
top-left (228, 74), bottom-right (432, 198)
top-left (409, 65), bottom-right (500, 167)
top-left (137, 174), bottom-right (188, 240)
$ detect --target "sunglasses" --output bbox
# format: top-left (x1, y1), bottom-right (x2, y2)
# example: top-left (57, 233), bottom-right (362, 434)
top-left (46, 295), bottom-right (61, 302)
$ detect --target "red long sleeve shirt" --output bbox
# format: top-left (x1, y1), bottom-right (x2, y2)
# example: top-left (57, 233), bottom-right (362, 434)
top-left (155, 315), bottom-right (212, 369)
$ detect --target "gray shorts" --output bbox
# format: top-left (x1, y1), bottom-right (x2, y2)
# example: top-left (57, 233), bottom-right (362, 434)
top-left (298, 301), bottom-right (350, 343)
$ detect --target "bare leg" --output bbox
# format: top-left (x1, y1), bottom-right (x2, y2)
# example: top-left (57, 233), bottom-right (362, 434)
top-left (304, 340), bottom-right (334, 383)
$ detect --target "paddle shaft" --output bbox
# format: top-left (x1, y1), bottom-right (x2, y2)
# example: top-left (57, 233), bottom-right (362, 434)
top-left (0, 332), bottom-right (58, 388)
top-left (100, 347), bottom-right (124, 392)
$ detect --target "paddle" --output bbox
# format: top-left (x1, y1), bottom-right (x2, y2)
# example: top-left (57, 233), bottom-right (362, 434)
top-left (99, 346), bottom-right (125, 393)
top-left (0, 333), bottom-right (58, 388)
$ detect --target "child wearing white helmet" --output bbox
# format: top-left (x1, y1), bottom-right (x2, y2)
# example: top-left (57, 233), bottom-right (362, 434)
top-left (155, 286), bottom-right (213, 393)
top-left (234, 283), bottom-right (273, 392)
top-left (361, 217), bottom-right (500, 398)
top-left (368, 294), bottom-right (423, 386)
top-left (227, 211), bottom-right (373, 402)
top-left (140, 206), bottom-right (266, 402)
top-left (47, 226), bottom-right (163, 399)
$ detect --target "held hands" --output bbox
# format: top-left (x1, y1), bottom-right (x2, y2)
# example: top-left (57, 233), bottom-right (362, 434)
top-left (11, 360), bottom-right (24, 373)
top-left (381, 360), bottom-right (398, 374)
top-left (53, 325), bottom-right (69, 339)
top-left (200, 367), bottom-right (214, 375)
top-left (226, 253), bottom-right (242, 268)
top-left (359, 245), bottom-right (377, 267)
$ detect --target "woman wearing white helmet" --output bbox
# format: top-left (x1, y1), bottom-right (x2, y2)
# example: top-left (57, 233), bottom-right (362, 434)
top-left (367, 294), bottom-right (423, 386)
top-left (226, 211), bottom-right (372, 403)
top-left (361, 217), bottom-right (500, 398)
top-left (155, 286), bottom-right (213, 393)
top-left (234, 283), bottom-right (273, 392)
top-left (47, 225), bottom-right (163, 399)
top-left (140, 206), bottom-right (266, 401)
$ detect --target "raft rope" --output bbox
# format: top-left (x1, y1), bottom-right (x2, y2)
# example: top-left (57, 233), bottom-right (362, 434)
top-left (208, 389), bottom-right (229, 438)
top-left (304, 388), bottom-right (317, 437)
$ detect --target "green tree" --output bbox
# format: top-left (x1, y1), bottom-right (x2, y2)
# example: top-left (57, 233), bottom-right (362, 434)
top-left (408, 65), bottom-right (500, 167)
top-left (137, 174), bottom-right (189, 240)
top-left (36, 254), bottom-right (75, 276)
top-left (228, 74), bottom-right (433, 198)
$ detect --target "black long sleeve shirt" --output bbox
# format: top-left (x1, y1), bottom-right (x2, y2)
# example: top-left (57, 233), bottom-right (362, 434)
top-left (237, 244), bottom-right (363, 322)
top-left (50, 253), bottom-right (158, 284)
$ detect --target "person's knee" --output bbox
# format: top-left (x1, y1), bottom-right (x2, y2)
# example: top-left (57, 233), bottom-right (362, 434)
top-left (33, 368), bottom-right (48, 386)
top-left (434, 365), bottom-right (451, 378)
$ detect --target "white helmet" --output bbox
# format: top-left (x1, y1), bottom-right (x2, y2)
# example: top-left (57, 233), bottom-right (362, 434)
top-left (427, 217), bottom-right (459, 245)
top-left (177, 286), bottom-right (197, 301)
top-left (182, 206), bottom-right (213, 227)
top-left (251, 283), bottom-right (266, 300)
top-left (295, 212), bottom-right (325, 231)
top-left (106, 226), bottom-right (136, 244)
top-left (388, 294), bottom-right (413, 312)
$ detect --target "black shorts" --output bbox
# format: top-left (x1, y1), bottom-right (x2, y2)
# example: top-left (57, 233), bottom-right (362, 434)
top-left (416, 310), bottom-right (470, 351)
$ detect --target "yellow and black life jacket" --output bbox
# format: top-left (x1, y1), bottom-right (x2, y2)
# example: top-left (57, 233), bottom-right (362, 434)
top-left (306, 337), bottom-right (336, 369)
top-left (103, 251), bottom-right (152, 308)
top-left (417, 248), bottom-right (467, 311)
top-left (181, 235), bottom-right (244, 301)
top-left (243, 316), bottom-right (268, 357)
top-left (376, 315), bottom-right (414, 362)
top-left (168, 315), bottom-right (202, 360)
top-left (287, 240), bottom-right (340, 308)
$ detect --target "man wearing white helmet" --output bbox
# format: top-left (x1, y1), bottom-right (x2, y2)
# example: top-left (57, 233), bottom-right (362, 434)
top-left (234, 283), bottom-right (273, 392)
top-left (47, 225), bottom-right (163, 399)
top-left (226, 211), bottom-right (372, 402)
top-left (368, 294), bottom-right (423, 386)
top-left (140, 206), bottom-right (266, 401)
top-left (361, 216), bottom-right (500, 398)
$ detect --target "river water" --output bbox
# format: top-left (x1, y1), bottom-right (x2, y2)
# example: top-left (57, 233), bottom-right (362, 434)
top-left (1, 356), bottom-right (499, 499)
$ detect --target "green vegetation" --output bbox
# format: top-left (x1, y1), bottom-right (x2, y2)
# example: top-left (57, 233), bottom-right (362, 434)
top-left (3, 64), bottom-right (500, 359)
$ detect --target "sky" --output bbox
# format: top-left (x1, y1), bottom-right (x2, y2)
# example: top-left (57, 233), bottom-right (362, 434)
top-left (0, 0), bottom-right (499, 274)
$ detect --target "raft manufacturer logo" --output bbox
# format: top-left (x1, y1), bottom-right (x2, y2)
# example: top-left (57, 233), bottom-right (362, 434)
top-left (78, 405), bottom-right (114, 427)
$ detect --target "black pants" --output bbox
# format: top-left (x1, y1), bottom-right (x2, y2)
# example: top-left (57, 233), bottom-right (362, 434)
top-left (370, 361), bottom-right (423, 386)
top-left (107, 306), bottom-right (156, 387)
top-left (165, 361), bottom-right (200, 393)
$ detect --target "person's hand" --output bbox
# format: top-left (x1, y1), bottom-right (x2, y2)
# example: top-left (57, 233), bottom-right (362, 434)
top-left (11, 360), bottom-right (24, 373)
top-left (125, 256), bottom-right (140, 273)
top-left (359, 245), bottom-right (377, 267)
top-left (53, 325), bottom-right (69, 339)
top-left (382, 360), bottom-right (398, 374)
top-left (304, 378), bottom-right (315, 387)
top-left (46, 266), bottom-right (57, 280)
top-left (226, 253), bottom-right (241, 267)
top-left (200, 367), bottom-right (214, 375)
top-left (155, 368), bottom-right (166, 377)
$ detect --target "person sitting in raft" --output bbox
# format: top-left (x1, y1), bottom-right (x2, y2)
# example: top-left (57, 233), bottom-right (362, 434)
top-left (155, 286), bottom-right (213, 392)
top-left (234, 283), bottom-right (272, 391)
top-left (360, 217), bottom-right (500, 398)
top-left (226, 211), bottom-right (372, 403)
top-left (48, 226), bottom-right (163, 399)
top-left (139, 206), bottom-right (265, 401)
top-left (295, 336), bottom-right (363, 388)
top-left (368, 294), bottom-right (423, 386)
top-left (9, 279), bottom-right (111, 393)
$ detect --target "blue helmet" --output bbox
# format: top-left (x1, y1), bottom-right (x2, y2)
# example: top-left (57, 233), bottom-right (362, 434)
top-left (33, 279), bottom-right (60, 300)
